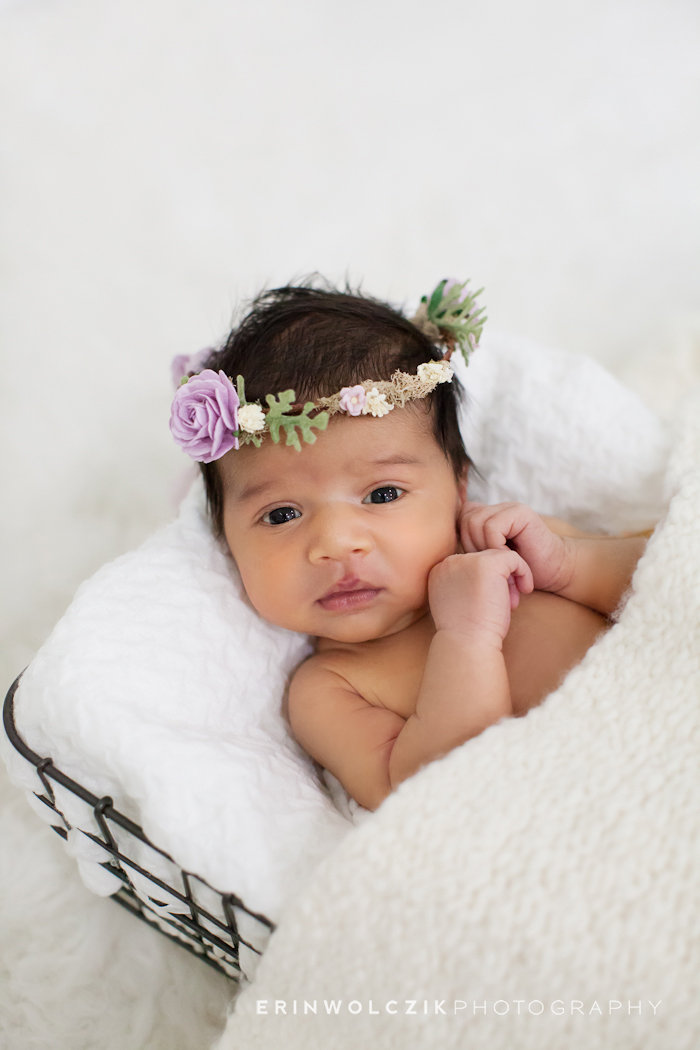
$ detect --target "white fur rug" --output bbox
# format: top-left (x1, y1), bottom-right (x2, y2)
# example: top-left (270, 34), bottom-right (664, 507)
top-left (213, 389), bottom-right (700, 1050)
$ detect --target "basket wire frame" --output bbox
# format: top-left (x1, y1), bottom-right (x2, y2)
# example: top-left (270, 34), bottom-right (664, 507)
top-left (3, 674), bottom-right (276, 982)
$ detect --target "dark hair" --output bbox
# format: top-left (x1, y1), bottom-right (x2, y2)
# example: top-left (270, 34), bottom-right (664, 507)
top-left (200, 277), bottom-right (471, 535)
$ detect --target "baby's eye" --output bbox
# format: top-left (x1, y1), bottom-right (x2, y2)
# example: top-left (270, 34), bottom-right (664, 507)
top-left (262, 506), bottom-right (301, 525)
top-left (362, 486), bottom-right (405, 505)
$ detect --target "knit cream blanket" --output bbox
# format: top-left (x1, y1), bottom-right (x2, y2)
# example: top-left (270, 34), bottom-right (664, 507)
top-left (216, 390), bottom-right (700, 1050)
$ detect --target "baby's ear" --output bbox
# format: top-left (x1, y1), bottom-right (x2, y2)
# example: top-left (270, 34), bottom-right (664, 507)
top-left (456, 469), bottom-right (470, 507)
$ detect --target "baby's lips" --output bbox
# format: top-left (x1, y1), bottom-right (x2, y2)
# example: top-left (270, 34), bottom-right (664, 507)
top-left (319, 574), bottom-right (360, 601)
top-left (319, 577), bottom-right (379, 602)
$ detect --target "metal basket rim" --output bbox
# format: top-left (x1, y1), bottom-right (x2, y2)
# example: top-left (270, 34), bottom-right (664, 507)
top-left (2, 672), bottom-right (277, 939)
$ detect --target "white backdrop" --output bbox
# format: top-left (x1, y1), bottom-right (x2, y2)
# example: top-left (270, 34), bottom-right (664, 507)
top-left (0, 2), bottom-right (699, 1047)
top-left (1, 0), bottom-right (699, 681)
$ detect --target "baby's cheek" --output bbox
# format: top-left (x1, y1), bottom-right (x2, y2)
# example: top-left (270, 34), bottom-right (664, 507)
top-left (404, 514), bottom-right (457, 568)
top-left (240, 557), bottom-right (305, 629)
top-left (390, 537), bottom-right (435, 605)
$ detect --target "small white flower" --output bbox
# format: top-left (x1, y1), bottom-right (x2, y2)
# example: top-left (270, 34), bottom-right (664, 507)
top-left (362, 387), bottom-right (394, 418)
top-left (237, 403), bottom-right (266, 433)
top-left (417, 360), bottom-right (454, 385)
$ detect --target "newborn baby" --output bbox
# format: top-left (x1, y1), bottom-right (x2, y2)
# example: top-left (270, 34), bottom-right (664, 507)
top-left (173, 279), bottom-right (647, 812)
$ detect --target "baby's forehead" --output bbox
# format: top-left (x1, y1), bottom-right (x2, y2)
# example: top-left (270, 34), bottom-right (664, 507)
top-left (220, 406), bottom-right (440, 500)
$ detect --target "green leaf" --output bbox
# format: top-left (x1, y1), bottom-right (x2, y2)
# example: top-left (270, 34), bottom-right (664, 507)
top-left (236, 375), bottom-right (246, 404)
top-left (264, 391), bottom-right (329, 450)
top-left (422, 278), bottom-right (487, 362)
top-left (427, 279), bottom-right (448, 315)
top-left (265, 390), bottom-right (297, 443)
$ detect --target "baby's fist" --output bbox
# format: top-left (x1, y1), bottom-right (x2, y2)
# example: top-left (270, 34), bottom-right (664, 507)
top-left (459, 500), bottom-right (575, 594)
top-left (428, 549), bottom-right (533, 645)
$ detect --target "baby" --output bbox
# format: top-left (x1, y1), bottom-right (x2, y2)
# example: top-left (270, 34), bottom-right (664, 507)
top-left (172, 280), bottom-right (647, 812)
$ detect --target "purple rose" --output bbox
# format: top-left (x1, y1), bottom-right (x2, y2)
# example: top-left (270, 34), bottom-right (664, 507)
top-left (169, 369), bottom-right (240, 462)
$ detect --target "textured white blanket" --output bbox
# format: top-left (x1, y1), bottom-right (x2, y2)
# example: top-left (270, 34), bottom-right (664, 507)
top-left (215, 389), bottom-right (700, 1050)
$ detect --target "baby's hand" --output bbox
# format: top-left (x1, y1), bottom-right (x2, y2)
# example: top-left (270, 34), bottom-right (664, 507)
top-left (428, 549), bottom-right (534, 645)
top-left (459, 500), bottom-right (576, 594)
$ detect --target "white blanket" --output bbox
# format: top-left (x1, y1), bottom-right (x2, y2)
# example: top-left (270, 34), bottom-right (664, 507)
top-left (215, 388), bottom-right (700, 1049)
top-left (0, 332), bottom-right (670, 983)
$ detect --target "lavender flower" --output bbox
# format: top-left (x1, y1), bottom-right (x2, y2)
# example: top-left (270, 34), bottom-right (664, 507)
top-left (169, 369), bottom-right (240, 462)
top-left (339, 385), bottom-right (367, 416)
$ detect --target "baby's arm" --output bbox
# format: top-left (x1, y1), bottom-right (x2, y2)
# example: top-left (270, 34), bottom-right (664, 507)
top-left (460, 501), bottom-right (648, 618)
top-left (388, 548), bottom-right (532, 790)
top-left (288, 548), bottom-right (533, 811)
top-left (288, 662), bottom-right (405, 811)
top-left (549, 534), bottom-right (647, 615)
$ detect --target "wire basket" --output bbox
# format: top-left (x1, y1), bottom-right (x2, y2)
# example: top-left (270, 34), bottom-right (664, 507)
top-left (2, 674), bottom-right (275, 984)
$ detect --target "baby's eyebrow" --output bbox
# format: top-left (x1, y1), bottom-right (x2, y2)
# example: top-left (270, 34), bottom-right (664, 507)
top-left (235, 480), bottom-right (275, 503)
top-left (366, 454), bottom-right (423, 467)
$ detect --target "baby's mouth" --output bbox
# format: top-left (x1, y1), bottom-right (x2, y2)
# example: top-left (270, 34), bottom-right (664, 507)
top-left (317, 576), bottom-right (383, 612)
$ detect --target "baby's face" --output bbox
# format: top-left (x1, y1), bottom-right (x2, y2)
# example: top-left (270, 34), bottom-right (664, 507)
top-left (220, 407), bottom-right (463, 643)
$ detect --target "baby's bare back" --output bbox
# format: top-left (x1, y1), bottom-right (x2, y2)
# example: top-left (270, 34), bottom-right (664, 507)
top-left (314, 591), bottom-right (607, 721)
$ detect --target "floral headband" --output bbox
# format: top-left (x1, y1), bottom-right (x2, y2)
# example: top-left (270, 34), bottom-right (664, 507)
top-left (170, 278), bottom-right (485, 463)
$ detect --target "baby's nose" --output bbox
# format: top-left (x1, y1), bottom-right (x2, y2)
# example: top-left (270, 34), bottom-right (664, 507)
top-left (307, 505), bottom-right (373, 562)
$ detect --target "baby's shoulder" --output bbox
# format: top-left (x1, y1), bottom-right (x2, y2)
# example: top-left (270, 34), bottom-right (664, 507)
top-left (290, 644), bottom-right (364, 697)
top-left (289, 641), bottom-right (391, 721)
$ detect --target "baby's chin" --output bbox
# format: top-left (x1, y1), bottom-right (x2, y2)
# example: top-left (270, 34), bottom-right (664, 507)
top-left (314, 622), bottom-right (388, 644)
top-left (299, 607), bottom-right (428, 645)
